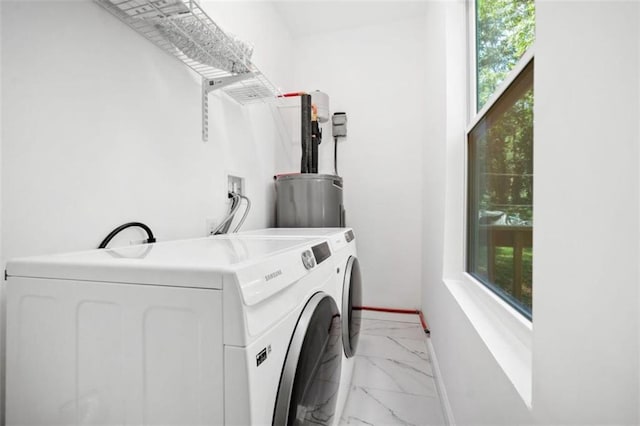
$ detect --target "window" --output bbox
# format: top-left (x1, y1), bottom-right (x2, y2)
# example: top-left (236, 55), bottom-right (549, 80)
top-left (475, 0), bottom-right (535, 111)
top-left (467, 0), bottom-right (534, 319)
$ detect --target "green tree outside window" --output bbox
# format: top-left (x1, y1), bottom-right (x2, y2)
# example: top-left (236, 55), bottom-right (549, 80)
top-left (477, 0), bottom-right (535, 110)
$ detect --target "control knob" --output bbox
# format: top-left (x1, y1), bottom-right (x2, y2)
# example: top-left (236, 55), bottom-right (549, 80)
top-left (301, 250), bottom-right (316, 270)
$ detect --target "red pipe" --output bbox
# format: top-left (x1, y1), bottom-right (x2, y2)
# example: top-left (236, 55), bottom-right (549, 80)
top-left (278, 91), bottom-right (307, 98)
top-left (357, 306), bottom-right (431, 335)
top-left (418, 311), bottom-right (431, 336)
top-left (358, 306), bottom-right (418, 314)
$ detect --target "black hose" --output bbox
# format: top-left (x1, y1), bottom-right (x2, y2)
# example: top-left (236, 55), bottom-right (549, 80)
top-left (334, 137), bottom-right (339, 175)
top-left (98, 222), bottom-right (156, 249)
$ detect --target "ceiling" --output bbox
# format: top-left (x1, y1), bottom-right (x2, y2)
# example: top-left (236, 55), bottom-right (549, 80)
top-left (271, 1), bottom-right (430, 39)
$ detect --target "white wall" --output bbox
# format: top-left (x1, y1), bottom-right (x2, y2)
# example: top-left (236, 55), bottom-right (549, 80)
top-left (1, 0), bottom-right (292, 261)
top-left (290, 15), bottom-right (428, 309)
top-left (422, 1), bottom-right (640, 425)
top-left (533, 1), bottom-right (639, 423)
top-left (0, 2), bottom-right (292, 423)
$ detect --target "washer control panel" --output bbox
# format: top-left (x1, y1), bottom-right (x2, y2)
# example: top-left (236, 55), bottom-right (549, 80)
top-left (311, 242), bottom-right (331, 265)
top-left (301, 242), bottom-right (332, 270)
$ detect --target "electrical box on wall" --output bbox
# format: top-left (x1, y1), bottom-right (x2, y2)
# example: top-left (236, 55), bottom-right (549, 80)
top-left (332, 112), bottom-right (347, 138)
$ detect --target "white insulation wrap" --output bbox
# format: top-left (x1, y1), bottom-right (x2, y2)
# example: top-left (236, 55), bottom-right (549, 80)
top-left (311, 91), bottom-right (330, 123)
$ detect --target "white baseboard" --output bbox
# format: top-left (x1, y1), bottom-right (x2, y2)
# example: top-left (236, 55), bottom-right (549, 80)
top-left (426, 337), bottom-right (456, 426)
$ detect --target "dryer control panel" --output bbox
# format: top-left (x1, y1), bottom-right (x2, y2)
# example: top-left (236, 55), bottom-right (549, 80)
top-left (345, 230), bottom-right (355, 242)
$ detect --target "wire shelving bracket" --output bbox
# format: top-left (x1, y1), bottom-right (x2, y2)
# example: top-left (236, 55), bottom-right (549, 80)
top-left (94, 0), bottom-right (281, 141)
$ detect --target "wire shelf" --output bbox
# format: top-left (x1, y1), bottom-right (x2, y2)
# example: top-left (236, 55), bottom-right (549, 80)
top-left (95, 0), bottom-right (280, 105)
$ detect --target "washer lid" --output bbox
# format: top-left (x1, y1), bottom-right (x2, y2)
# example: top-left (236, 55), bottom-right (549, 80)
top-left (6, 236), bottom-right (321, 289)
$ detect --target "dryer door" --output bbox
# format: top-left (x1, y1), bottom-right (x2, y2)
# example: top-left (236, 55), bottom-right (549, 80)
top-left (342, 256), bottom-right (362, 358)
top-left (273, 292), bottom-right (342, 426)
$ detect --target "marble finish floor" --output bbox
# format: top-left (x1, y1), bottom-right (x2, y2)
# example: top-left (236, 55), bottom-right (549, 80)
top-left (339, 311), bottom-right (445, 426)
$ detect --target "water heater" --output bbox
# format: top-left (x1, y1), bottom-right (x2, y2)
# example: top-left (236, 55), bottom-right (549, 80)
top-left (275, 174), bottom-right (344, 227)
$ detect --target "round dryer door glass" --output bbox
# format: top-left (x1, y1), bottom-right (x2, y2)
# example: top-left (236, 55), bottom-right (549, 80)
top-left (273, 292), bottom-right (342, 426)
top-left (342, 256), bottom-right (362, 358)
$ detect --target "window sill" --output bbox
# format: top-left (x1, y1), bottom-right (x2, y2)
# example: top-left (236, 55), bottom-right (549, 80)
top-left (443, 274), bottom-right (532, 408)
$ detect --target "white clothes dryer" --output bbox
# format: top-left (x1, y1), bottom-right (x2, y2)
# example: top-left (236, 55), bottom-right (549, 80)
top-left (237, 228), bottom-right (363, 423)
top-left (5, 235), bottom-right (344, 425)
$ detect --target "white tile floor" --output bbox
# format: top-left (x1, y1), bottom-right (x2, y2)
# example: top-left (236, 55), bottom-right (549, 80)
top-left (339, 312), bottom-right (446, 426)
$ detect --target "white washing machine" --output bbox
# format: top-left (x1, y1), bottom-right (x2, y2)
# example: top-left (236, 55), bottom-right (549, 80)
top-left (237, 228), bottom-right (362, 423)
top-left (4, 235), bottom-right (344, 425)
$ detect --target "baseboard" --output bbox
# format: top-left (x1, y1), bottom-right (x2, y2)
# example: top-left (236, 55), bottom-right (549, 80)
top-left (359, 306), bottom-right (431, 334)
top-left (426, 337), bottom-right (456, 426)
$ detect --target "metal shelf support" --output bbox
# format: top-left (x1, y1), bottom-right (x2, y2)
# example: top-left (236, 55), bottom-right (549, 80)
top-left (201, 73), bottom-right (255, 141)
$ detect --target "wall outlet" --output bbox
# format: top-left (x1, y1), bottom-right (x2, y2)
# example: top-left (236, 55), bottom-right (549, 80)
top-left (228, 175), bottom-right (244, 196)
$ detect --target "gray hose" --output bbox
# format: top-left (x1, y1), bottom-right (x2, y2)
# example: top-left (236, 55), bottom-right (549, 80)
top-left (211, 193), bottom-right (242, 235)
top-left (233, 194), bottom-right (251, 233)
top-left (219, 194), bottom-right (239, 234)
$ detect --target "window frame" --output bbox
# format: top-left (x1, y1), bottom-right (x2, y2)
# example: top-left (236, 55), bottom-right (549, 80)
top-left (465, 0), bottom-right (535, 321)
top-left (467, 47), bottom-right (535, 134)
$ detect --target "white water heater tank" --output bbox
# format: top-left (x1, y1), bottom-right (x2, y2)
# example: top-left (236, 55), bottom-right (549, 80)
top-left (311, 91), bottom-right (330, 123)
